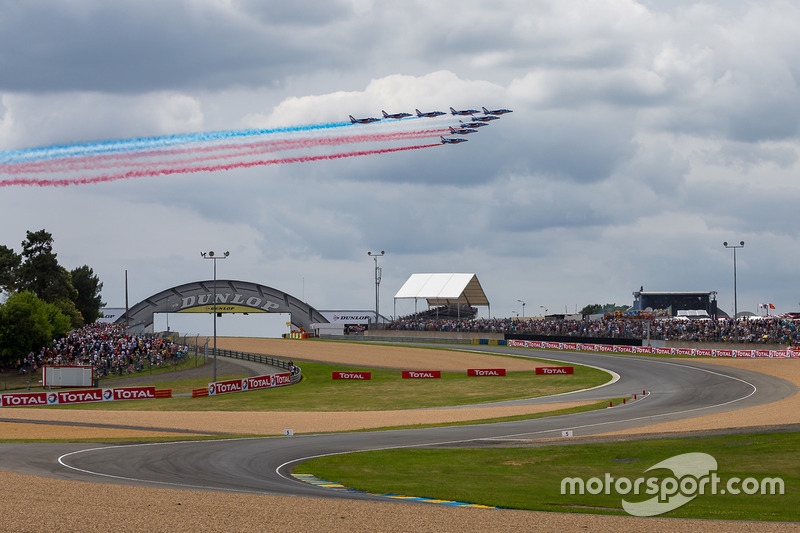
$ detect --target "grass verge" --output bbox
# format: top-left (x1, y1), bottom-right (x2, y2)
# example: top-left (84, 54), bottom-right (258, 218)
top-left (45, 358), bottom-right (610, 412)
top-left (294, 431), bottom-right (800, 521)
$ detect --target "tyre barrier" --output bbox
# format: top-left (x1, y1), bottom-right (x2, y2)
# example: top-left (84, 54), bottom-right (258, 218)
top-left (471, 338), bottom-right (507, 346)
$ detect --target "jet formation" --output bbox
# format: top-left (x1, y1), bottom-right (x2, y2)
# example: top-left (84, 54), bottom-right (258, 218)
top-left (348, 105), bottom-right (511, 145)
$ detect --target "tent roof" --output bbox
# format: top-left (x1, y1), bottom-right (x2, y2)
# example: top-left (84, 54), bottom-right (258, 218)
top-left (393, 273), bottom-right (489, 307)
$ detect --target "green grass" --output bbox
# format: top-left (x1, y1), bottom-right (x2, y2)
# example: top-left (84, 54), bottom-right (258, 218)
top-left (295, 431), bottom-right (800, 521)
top-left (49, 359), bottom-right (610, 411)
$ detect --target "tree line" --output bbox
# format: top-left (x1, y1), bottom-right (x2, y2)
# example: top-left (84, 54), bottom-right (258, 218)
top-left (0, 229), bottom-right (105, 365)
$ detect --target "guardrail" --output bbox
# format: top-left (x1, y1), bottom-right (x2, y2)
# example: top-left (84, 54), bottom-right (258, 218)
top-left (204, 347), bottom-right (302, 384)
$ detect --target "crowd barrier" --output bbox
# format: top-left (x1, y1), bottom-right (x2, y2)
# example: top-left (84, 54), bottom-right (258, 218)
top-left (505, 339), bottom-right (800, 358)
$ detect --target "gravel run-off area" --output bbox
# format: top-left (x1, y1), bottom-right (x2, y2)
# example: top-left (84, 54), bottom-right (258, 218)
top-left (1, 338), bottom-right (798, 532)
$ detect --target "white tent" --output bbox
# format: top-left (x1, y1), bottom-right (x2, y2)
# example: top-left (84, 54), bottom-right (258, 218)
top-left (393, 273), bottom-right (490, 318)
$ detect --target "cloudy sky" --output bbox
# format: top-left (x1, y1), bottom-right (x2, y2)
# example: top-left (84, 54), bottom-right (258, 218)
top-left (2, 0), bottom-right (799, 322)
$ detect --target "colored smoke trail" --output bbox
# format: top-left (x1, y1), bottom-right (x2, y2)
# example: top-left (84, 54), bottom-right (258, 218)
top-left (0, 119), bottom-right (359, 164)
top-left (0, 128), bottom-right (449, 176)
top-left (0, 143), bottom-right (442, 188)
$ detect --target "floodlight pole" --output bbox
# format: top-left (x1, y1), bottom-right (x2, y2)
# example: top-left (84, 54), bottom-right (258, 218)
top-left (517, 299), bottom-right (526, 318)
top-left (723, 241), bottom-right (744, 343)
top-left (201, 250), bottom-right (229, 382)
top-left (368, 251), bottom-right (385, 328)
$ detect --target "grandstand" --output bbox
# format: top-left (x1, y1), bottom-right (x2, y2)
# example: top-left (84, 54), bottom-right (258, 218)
top-left (397, 304), bottom-right (478, 321)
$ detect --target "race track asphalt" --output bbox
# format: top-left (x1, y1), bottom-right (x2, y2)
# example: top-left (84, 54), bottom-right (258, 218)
top-left (1, 345), bottom-right (796, 503)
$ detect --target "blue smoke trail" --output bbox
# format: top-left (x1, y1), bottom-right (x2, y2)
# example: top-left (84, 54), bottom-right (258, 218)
top-left (0, 119), bottom-right (356, 164)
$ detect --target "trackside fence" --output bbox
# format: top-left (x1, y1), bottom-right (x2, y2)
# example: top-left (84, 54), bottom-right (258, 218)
top-left (192, 345), bottom-right (302, 385)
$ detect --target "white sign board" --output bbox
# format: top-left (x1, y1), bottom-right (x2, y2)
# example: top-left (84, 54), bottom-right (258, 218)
top-left (42, 365), bottom-right (94, 388)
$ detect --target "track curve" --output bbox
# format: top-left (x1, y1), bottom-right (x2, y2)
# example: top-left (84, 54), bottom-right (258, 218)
top-left (3, 347), bottom-right (796, 502)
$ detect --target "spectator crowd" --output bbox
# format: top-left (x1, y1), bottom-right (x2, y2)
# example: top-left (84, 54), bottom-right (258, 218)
top-left (16, 323), bottom-right (189, 378)
top-left (386, 315), bottom-right (800, 345)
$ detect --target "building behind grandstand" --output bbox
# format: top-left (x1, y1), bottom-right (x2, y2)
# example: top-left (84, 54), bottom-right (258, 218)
top-left (630, 289), bottom-right (720, 319)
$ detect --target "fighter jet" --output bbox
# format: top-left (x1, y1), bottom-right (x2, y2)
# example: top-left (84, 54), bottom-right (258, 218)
top-left (440, 136), bottom-right (468, 144)
top-left (482, 106), bottom-right (513, 115)
top-left (450, 106), bottom-right (480, 116)
top-left (382, 110), bottom-right (412, 119)
top-left (416, 109), bottom-right (446, 118)
top-left (349, 115), bottom-right (380, 124)
top-left (459, 119), bottom-right (488, 128)
top-left (449, 126), bottom-right (478, 135)
top-left (472, 115), bottom-right (500, 122)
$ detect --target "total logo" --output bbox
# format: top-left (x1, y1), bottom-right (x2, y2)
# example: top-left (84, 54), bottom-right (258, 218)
top-left (536, 366), bottom-right (574, 375)
top-left (402, 370), bottom-right (441, 379)
top-left (48, 393), bottom-right (59, 404)
top-left (103, 389), bottom-right (114, 401)
top-left (468, 368), bottom-right (506, 377)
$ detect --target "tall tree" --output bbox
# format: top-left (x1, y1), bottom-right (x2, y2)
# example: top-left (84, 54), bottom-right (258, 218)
top-left (16, 230), bottom-right (77, 304)
top-left (0, 291), bottom-right (70, 365)
top-left (0, 244), bottom-right (21, 295)
top-left (579, 304), bottom-right (603, 317)
top-left (71, 265), bottom-right (105, 324)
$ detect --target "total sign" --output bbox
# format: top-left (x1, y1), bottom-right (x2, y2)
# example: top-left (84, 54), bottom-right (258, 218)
top-left (54, 389), bottom-right (105, 404)
top-left (1, 392), bottom-right (48, 407)
top-left (108, 386), bottom-right (157, 401)
top-left (467, 369), bottom-right (506, 377)
top-left (333, 371), bottom-right (372, 380)
top-left (402, 370), bottom-right (441, 379)
top-left (208, 379), bottom-right (244, 395)
top-left (535, 366), bottom-right (575, 375)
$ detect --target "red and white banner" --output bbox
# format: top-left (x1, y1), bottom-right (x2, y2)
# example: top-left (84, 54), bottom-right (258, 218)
top-left (206, 371), bottom-right (292, 396)
top-left (1, 392), bottom-right (48, 407)
top-left (402, 370), bottom-right (441, 379)
top-left (1, 386), bottom-right (160, 406)
top-left (498, 337), bottom-right (800, 359)
top-left (208, 379), bottom-right (244, 396)
top-left (50, 389), bottom-right (104, 405)
top-left (467, 368), bottom-right (506, 377)
top-left (536, 366), bottom-right (574, 375)
top-left (105, 386), bottom-right (156, 401)
top-left (273, 372), bottom-right (291, 386)
top-left (244, 374), bottom-right (275, 390)
top-left (332, 371), bottom-right (372, 380)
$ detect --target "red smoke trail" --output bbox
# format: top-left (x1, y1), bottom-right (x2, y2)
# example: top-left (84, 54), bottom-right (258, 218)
top-left (1, 143), bottom-right (442, 187)
top-left (1, 129), bottom-right (449, 176)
